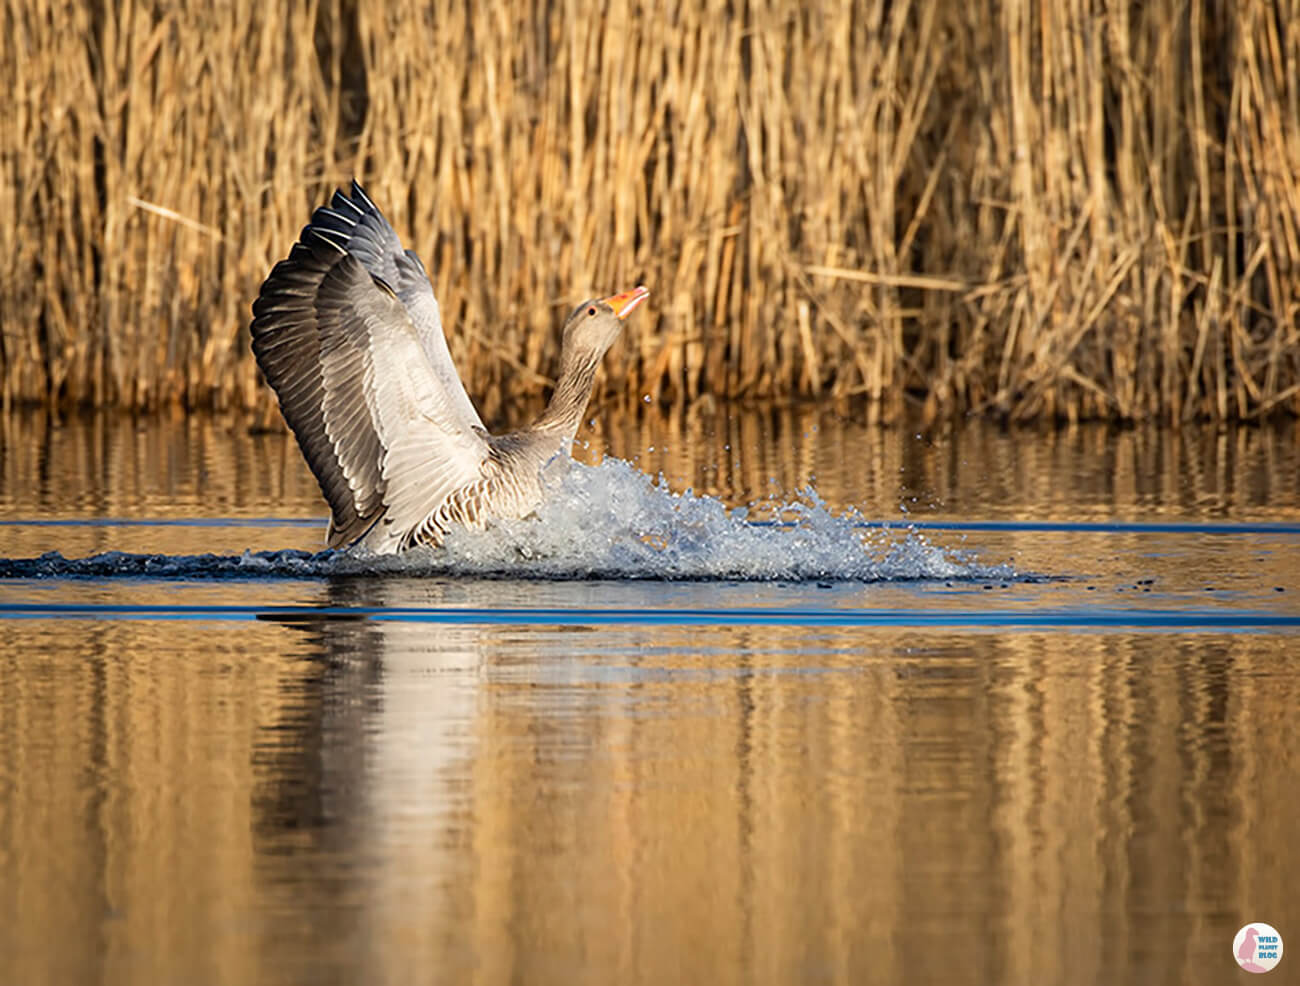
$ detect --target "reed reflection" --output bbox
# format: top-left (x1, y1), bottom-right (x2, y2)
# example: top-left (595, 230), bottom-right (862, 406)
top-left (2, 410), bottom-right (1297, 534)
top-left (1, 407), bottom-right (1298, 986)
top-left (235, 591), bottom-right (1299, 985)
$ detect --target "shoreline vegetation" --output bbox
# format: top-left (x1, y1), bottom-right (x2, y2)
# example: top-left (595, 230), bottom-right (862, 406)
top-left (3, 1), bottom-right (1298, 423)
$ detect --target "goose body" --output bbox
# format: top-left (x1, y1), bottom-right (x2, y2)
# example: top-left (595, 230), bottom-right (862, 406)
top-left (250, 182), bottom-right (648, 553)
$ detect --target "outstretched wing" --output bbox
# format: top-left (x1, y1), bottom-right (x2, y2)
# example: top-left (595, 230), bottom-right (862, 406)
top-left (304, 181), bottom-right (485, 434)
top-left (251, 190), bottom-right (488, 548)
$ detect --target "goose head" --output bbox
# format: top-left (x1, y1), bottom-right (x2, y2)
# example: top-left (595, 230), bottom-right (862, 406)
top-left (561, 285), bottom-right (650, 362)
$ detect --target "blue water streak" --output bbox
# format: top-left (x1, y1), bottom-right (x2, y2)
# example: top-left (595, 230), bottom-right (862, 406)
top-left (0, 601), bottom-right (1296, 630)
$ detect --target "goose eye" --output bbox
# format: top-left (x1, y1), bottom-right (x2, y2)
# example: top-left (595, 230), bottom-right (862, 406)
top-left (587, 306), bottom-right (597, 316)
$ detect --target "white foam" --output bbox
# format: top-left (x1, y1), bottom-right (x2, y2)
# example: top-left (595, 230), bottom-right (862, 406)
top-left (367, 456), bottom-right (1015, 582)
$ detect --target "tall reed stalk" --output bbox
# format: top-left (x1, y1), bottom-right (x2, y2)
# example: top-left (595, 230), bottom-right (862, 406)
top-left (3, 0), bottom-right (1297, 421)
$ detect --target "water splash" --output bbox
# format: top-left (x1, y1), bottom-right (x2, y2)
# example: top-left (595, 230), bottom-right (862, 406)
top-left (0, 457), bottom-right (1018, 582)
top-left (433, 457), bottom-right (1009, 581)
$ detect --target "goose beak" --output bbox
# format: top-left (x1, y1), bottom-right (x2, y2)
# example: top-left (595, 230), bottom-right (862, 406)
top-left (603, 285), bottom-right (650, 320)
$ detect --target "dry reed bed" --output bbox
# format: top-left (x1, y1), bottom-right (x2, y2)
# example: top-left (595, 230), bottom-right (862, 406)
top-left (2, 0), bottom-right (1298, 421)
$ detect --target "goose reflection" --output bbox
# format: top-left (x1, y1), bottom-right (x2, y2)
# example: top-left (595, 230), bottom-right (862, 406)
top-left (253, 578), bottom-right (488, 838)
top-left (250, 578), bottom-right (493, 977)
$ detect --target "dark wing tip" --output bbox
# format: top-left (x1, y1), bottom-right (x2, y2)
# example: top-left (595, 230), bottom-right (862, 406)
top-left (350, 179), bottom-right (378, 212)
top-left (330, 186), bottom-right (366, 219)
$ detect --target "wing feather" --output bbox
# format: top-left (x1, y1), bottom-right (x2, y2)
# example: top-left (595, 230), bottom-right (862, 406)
top-left (314, 252), bottom-right (490, 546)
top-left (315, 276), bottom-right (385, 527)
top-left (251, 247), bottom-right (368, 543)
top-left (251, 184), bottom-right (491, 549)
top-left (307, 181), bottom-right (485, 434)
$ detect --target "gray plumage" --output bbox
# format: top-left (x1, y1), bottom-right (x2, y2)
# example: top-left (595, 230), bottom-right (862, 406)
top-left (250, 181), bottom-right (649, 553)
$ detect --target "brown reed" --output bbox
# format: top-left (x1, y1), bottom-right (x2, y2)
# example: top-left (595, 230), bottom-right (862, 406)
top-left (2, 0), bottom-right (1298, 422)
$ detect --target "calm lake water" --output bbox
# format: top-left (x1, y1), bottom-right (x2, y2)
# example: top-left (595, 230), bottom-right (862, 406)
top-left (0, 406), bottom-right (1297, 985)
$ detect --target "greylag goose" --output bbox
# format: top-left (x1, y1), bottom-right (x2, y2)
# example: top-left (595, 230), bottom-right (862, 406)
top-left (251, 181), bottom-right (649, 553)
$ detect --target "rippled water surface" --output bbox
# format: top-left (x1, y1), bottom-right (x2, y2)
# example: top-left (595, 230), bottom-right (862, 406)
top-left (1, 408), bottom-right (1297, 985)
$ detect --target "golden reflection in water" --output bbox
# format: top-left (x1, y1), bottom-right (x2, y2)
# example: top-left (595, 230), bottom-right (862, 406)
top-left (0, 618), bottom-right (290, 984)
top-left (0, 587), bottom-right (1296, 985)
top-left (1, 409), bottom-right (1298, 983)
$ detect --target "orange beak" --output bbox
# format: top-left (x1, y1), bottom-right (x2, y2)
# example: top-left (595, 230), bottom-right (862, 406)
top-left (602, 285), bottom-right (650, 320)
